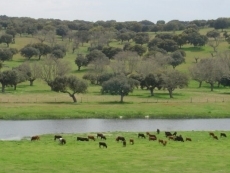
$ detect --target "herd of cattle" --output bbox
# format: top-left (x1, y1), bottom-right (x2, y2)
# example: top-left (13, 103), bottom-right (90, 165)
top-left (30, 129), bottom-right (227, 148)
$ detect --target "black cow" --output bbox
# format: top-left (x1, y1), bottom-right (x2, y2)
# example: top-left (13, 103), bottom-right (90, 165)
top-left (165, 132), bottom-right (172, 137)
top-left (220, 133), bottom-right (227, 137)
top-left (77, 137), bottom-right (89, 141)
top-left (99, 142), bottom-right (107, 148)
top-left (173, 132), bottom-right (177, 136)
top-left (59, 138), bottom-right (66, 145)
top-left (54, 135), bottom-right (62, 141)
top-left (174, 135), bottom-right (184, 142)
top-left (157, 129), bottom-right (160, 134)
top-left (101, 135), bottom-right (106, 140)
top-left (116, 136), bottom-right (125, 142)
top-left (138, 133), bottom-right (146, 138)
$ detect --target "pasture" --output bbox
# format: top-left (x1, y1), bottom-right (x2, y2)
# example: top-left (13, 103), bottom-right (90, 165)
top-left (1, 28), bottom-right (230, 119)
top-left (0, 131), bottom-right (230, 173)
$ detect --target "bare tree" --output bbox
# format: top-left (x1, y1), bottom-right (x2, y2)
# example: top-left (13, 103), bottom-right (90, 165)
top-left (40, 56), bottom-right (72, 89)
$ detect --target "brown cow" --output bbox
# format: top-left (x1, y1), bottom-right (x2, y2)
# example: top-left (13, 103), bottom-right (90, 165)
top-left (97, 133), bottom-right (103, 138)
top-left (186, 137), bottom-right (192, 141)
top-left (88, 136), bottom-right (95, 141)
top-left (168, 136), bottom-right (175, 140)
top-left (158, 139), bottom-right (164, 144)
top-left (209, 132), bottom-right (215, 137)
top-left (31, 136), bottom-right (40, 141)
top-left (162, 141), bottom-right (167, 146)
top-left (130, 139), bottom-right (134, 145)
top-left (213, 135), bottom-right (218, 140)
top-left (149, 137), bottom-right (157, 141)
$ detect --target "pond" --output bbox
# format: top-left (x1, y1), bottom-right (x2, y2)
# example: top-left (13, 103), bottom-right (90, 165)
top-left (0, 118), bottom-right (229, 140)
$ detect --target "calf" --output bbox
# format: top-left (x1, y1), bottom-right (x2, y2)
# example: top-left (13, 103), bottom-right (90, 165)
top-left (77, 137), bottom-right (89, 141)
top-left (130, 139), bottom-right (134, 145)
top-left (99, 142), bottom-right (107, 148)
top-left (162, 141), bottom-right (167, 146)
top-left (54, 135), bottom-right (62, 141)
top-left (220, 133), bottom-right (227, 137)
top-left (168, 136), bottom-right (175, 140)
top-left (138, 133), bottom-right (146, 138)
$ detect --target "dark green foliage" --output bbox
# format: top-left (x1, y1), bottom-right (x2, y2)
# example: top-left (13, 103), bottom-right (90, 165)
top-left (133, 32), bottom-right (149, 45)
top-left (102, 46), bottom-right (122, 59)
top-left (51, 75), bottom-right (88, 102)
top-left (101, 75), bottom-right (138, 102)
top-left (75, 54), bottom-right (88, 71)
top-left (0, 34), bottom-right (13, 47)
top-left (20, 47), bottom-right (40, 60)
top-left (0, 49), bottom-right (13, 62)
top-left (170, 50), bottom-right (185, 69)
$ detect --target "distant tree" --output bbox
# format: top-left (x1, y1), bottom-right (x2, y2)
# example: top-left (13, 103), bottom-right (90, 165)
top-left (170, 50), bottom-right (185, 69)
top-left (86, 50), bottom-right (107, 63)
top-left (75, 30), bottom-right (90, 46)
top-left (173, 34), bottom-right (187, 48)
top-left (56, 25), bottom-right (69, 41)
top-left (20, 47), bottom-right (40, 60)
top-left (127, 44), bottom-right (147, 56)
top-left (0, 70), bottom-right (18, 92)
top-left (31, 43), bottom-right (51, 60)
top-left (214, 18), bottom-right (229, 31)
top-left (0, 34), bottom-right (13, 47)
top-left (0, 49), bottom-right (13, 62)
top-left (102, 46), bottom-right (122, 59)
top-left (101, 75), bottom-right (138, 103)
top-left (40, 57), bottom-right (72, 89)
top-left (133, 32), bottom-right (149, 45)
top-left (83, 73), bottom-right (97, 84)
top-left (51, 75), bottom-right (88, 102)
top-left (144, 72), bottom-right (163, 96)
top-left (161, 69), bottom-right (189, 98)
top-left (97, 73), bottom-right (114, 85)
top-left (75, 54), bottom-right (88, 71)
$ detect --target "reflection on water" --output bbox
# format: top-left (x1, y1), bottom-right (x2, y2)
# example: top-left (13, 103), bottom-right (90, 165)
top-left (0, 119), bottom-right (229, 140)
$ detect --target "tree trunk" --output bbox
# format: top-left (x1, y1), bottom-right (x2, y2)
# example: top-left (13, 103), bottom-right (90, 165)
top-left (210, 83), bottom-right (214, 91)
top-left (120, 94), bottom-right (124, 103)
top-left (14, 84), bottom-right (17, 90)
top-left (78, 66), bottom-right (81, 71)
top-left (29, 79), bottom-right (35, 86)
top-left (70, 94), bottom-right (77, 102)
top-left (199, 81), bottom-right (202, 88)
top-left (168, 89), bottom-right (173, 98)
top-left (1, 84), bottom-right (5, 93)
top-left (149, 87), bottom-right (154, 96)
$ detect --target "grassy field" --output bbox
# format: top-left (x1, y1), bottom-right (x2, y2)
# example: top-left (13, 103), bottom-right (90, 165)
top-left (1, 28), bottom-right (230, 119)
top-left (0, 131), bottom-right (230, 173)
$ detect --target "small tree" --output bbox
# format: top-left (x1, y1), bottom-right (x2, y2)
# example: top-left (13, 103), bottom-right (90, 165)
top-left (0, 34), bottom-right (13, 47)
top-left (20, 47), bottom-right (40, 60)
top-left (75, 54), bottom-right (88, 71)
top-left (101, 75), bottom-right (138, 103)
top-left (161, 69), bottom-right (189, 98)
top-left (51, 75), bottom-right (88, 102)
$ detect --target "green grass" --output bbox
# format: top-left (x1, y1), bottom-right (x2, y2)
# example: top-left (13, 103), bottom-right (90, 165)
top-left (0, 131), bottom-right (230, 173)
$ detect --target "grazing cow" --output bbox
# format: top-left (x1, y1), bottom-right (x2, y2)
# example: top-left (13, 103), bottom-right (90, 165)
top-left (158, 139), bottom-right (164, 144)
top-left (59, 138), bottom-right (66, 145)
top-left (99, 142), bottom-right (107, 148)
top-left (186, 137), bottom-right (192, 141)
top-left (168, 136), bottom-right (175, 140)
top-left (123, 140), bottom-right (126, 147)
top-left (162, 141), bottom-right (167, 146)
top-left (157, 129), bottom-right (160, 134)
top-left (165, 132), bottom-right (172, 137)
top-left (77, 137), bottom-right (89, 141)
top-left (116, 136), bottom-right (125, 142)
top-left (213, 135), bottom-right (218, 140)
top-left (54, 135), bottom-right (62, 141)
top-left (31, 136), bottom-right (40, 141)
top-left (209, 132), bottom-right (215, 137)
top-left (149, 137), bottom-right (157, 141)
top-left (149, 134), bottom-right (156, 138)
top-left (174, 135), bottom-right (184, 142)
top-left (173, 132), bottom-right (177, 136)
top-left (101, 135), bottom-right (106, 140)
top-left (97, 133), bottom-right (103, 138)
top-left (130, 139), bottom-right (134, 145)
top-left (138, 133), bottom-right (146, 138)
top-left (220, 133), bottom-right (227, 137)
top-left (88, 136), bottom-right (96, 141)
